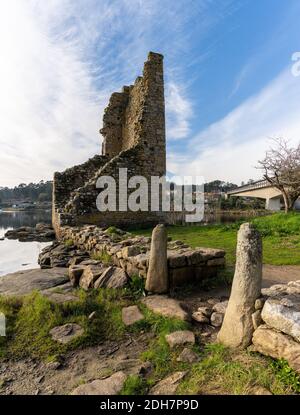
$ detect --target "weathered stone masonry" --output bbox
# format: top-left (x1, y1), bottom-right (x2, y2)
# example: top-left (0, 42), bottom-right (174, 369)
top-left (52, 52), bottom-right (166, 235)
top-left (59, 225), bottom-right (226, 289)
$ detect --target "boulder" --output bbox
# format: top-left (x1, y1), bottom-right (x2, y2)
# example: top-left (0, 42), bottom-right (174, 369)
top-left (145, 224), bottom-right (168, 294)
top-left (210, 312), bottom-right (223, 327)
top-left (149, 371), bottom-right (187, 395)
top-left (121, 246), bottom-right (140, 259)
top-left (252, 310), bottom-right (263, 330)
top-left (249, 386), bottom-right (272, 395)
top-left (177, 348), bottom-right (199, 363)
top-left (197, 306), bottom-right (212, 316)
top-left (255, 298), bottom-right (265, 310)
top-left (122, 306), bottom-right (144, 326)
top-left (50, 323), bottom-right (84, 344)
top-left (192, 312), bottom-right (210, 324)
top-left (165, 330), bottom-right (195, 349)
top-left (79, 265), bottom-right (106, 290)
top-left (212, 301), bottom-right (228, 314)
top-left (93, 266), bottom-right (128, 289)
top-left (106, 267), bottom-right (128, 289)
top-left (142, 295), bottom-right (190, 321)
top-left (70, 371), bottom-right (127, 395)
top-left (261, 284), bottom-right (287, 297)
top-left (287, 281), bottom-right (300, 295)
top-left (252, 325), bottom-right (300, 373)
top-left (218, 223), bottom-right (262, 348)
top-left (68, 265), bottom-right (85, 287)
top-left (261, 297), bottom-right (300, 342)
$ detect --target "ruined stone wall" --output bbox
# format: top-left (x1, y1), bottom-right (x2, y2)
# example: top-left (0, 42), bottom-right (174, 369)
top-left (52, 155), bottom-right (110, 234)
top-left (59, 225), bottom-right (226, 288)
top-left (101, 52), bottom-right (166, 177)
top-left (52, 52), bottom-right (166, 233)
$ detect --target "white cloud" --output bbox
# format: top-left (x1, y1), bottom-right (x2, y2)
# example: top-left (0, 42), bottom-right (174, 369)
top-left (168, 67), bottom-right (300, 184)
top-left (0, 0), bottom-right (240, 186)
top-left (0, 1), bottom-right (106, 186)
top-left (0, 0), bottom-right (201, 186)
top-left (165, 82), bottom-right (193, 139)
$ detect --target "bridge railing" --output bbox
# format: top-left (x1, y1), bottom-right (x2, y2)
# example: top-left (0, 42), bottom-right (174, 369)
top-left (227, 179), bottom-right (270, 195)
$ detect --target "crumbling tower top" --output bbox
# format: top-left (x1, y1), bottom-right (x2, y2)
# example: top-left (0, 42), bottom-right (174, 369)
top-left (100, 51), bottom-right (166, 176)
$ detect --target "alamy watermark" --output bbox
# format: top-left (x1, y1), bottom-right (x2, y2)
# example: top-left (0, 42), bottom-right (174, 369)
top-left (95, 168), bottom-right (204, 222)
top-left (0, 313), bottom-right (6, 337)
top-left (291, 52), bottom-right (300, 77)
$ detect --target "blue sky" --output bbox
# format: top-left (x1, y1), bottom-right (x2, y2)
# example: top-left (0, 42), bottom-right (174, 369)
top-left (0, 0), bottom-right (300, 186)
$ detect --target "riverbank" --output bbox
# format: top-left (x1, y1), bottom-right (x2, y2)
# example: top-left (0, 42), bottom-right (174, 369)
top-left (1, 213), bottom-right (300, 395)
top-left (133, 212), bottom-right (300, 266)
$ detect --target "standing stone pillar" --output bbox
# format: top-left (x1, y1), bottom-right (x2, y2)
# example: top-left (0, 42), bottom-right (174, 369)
top-left (145, 224), bottom-right (169, 294)
top-left (217, 223), bottom-right (262, 348)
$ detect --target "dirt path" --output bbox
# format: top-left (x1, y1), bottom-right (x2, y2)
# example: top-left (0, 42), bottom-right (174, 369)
top-left (0, 333), bottom-right (153, 395)
top-left (262, 265), bottom-right (300, 287)
top-left (174, 264), bottom-right (300, 314)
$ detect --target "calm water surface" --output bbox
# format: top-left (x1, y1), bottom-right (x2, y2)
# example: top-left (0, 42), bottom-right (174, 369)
top-left (0, 210), bottom-right (52, 277)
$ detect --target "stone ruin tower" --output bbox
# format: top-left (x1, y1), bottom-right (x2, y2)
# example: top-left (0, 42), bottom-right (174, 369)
top-left (52, 52), bottom-right (166, 235)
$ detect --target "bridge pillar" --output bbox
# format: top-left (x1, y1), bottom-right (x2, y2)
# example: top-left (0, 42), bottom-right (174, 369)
top-left (265, 197), bottom-right (281, 211)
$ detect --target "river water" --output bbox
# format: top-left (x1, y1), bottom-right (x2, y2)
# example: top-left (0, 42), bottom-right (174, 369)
top-left (0, 210), bottom-right (52, 277)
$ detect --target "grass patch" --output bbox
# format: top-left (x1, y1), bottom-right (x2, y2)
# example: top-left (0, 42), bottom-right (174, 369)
top-left (270, 358), bottom-right (300, 392)
top-left (0, 289), bottom-right (128, 360)
top-left (138, 307), bottom-right (190, 381)
top-left (124, 275), bottom-right (145, 300)
top-left (64, 239), bottom-right (74, 247)
top-left (132, 212), bottom-right (300, 265)
top-left (178, 343), bottom-right (299, 395)
top-left (91, 247), bottom-right (112, 264)
top-left (120, 375), bottom-right (148, 395)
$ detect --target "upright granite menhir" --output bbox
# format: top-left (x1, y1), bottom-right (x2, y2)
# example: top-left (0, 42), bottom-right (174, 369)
top-left (52, 52), bottom-right (166, 236)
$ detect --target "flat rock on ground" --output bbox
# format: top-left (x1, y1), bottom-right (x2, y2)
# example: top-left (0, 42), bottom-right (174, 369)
top-left (142, 295), bottom-right (190, 321)
top-left (177, 348), bottom-right (199, 363)
top-left (70, 371), bottom-right (127, 395)
top-left (252, 325), bottom-right (300, 373)
top-left (149, 371), bottom-right (187, 395)
top-left (0, 334), bottom-right (152, 395)
top-left (50, 323), bottom-right (84, 344)
top-left (122, 306), bottom-right (144, 326)
top-left (165, 330), bottom-right (195, 348)
top-left (41, 282), bottom-right (78, 304)
top-left (0, 268), bottom-right (69, 297)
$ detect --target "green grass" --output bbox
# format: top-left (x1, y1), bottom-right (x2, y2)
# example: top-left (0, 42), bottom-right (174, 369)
top-left (178, 343), bottom-right (300, 395)
top-left (64, 239), bottom-right (74, 247)
top-left (91, 247), bottom-right (112, 264)
top-left (120, 375), bottom-right (148, 395)
top-left (0, 289), bottom-right (128, 360)
top-left (1, 290), bottom-right (300, 395)
top-left (132, 212), bottom-right (300, 266)
top-left (138, 307), bottom-right (191, 382)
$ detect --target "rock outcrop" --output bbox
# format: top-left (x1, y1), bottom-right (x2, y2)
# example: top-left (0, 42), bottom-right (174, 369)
top-left (5, 223), bottom-right (55, 242)
top-left (70, 371), bottom-right (127, 395)
top-left (142, 295), bottom-right (190, 321)
top-left (252, 325), bottom-right (300, 373)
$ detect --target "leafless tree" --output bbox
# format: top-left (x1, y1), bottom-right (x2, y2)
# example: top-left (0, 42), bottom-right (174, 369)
top-left (257, 138), bottom-right (300, 213)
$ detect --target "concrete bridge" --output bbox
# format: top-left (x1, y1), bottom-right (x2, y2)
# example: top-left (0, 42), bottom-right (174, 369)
top-left (226, 180), bottom-right (284, 211)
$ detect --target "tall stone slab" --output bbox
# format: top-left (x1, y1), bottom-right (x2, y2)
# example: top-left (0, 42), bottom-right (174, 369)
top-left (145, 224), bottom-right (168, 294)
top-left (217, 223), bottom-right (262, 348)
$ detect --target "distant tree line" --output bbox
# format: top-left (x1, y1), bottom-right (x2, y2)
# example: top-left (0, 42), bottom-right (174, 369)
top-left (0, 181), bottom-right (53, 205)
top-left (204, 180), bottom-right (238, 193)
